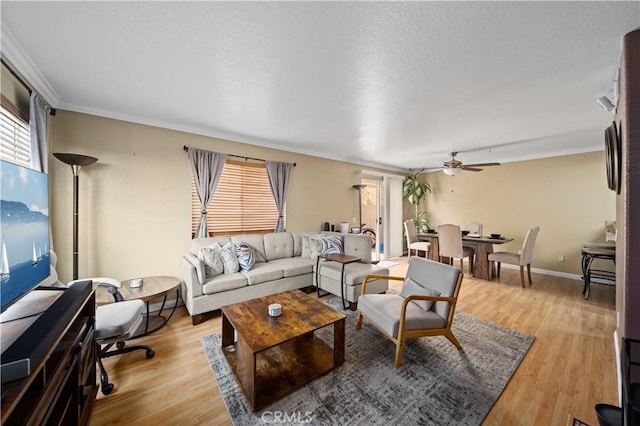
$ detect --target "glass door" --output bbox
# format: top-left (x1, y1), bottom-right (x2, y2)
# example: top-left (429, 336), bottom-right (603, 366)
top-left (360, 179), bottom-right (384, 261)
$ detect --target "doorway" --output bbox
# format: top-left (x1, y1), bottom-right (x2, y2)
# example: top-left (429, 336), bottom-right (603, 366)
top-left (359, 179), bottom-right (385, 261)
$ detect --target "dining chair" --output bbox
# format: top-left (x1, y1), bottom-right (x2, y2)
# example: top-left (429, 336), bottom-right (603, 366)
top-left (461, 221), bottom-right (483, 252)
top-left (461, 222), bottom-right (483, 235)
top-left (404, 219), bottom-right (431, 259)
top-left (437, 224), bottom-right (475, 273)
top-left (488, 226), bottom-right (540, 287)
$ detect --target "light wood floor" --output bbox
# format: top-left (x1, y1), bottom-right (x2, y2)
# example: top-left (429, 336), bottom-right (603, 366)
top-left (90, 259), bottom-right (617, 426)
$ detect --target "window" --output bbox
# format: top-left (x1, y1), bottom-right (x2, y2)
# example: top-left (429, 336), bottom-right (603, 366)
top-left (191, 160), bottom-right (283, 236)
top-left (0, 106), bottom-right (30, 167)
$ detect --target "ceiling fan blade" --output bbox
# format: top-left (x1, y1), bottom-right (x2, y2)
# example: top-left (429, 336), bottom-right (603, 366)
top-left (461, 166), bottom-right (483, 172)
top-left (465, 162), bottom-right (501, 167)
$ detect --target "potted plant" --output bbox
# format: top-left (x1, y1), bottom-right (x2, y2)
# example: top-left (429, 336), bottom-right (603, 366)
top-left (403, 170), bottom-right (431, 232)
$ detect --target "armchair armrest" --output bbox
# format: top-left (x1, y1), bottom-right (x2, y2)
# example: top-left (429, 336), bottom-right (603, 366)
top-left (362, 274), bottom-right (403, 295)
top-left (182, 255), bottom-right (204, 298)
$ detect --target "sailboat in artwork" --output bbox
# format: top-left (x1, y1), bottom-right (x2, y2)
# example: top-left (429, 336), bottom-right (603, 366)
top-left (1, 237), bottom-right (9, 283)
top-left (32, 242), bottom-right (38, 266)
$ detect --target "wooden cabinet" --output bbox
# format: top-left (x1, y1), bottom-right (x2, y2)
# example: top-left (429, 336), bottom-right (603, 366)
top-left (1, 282), bottom-right (97, 425)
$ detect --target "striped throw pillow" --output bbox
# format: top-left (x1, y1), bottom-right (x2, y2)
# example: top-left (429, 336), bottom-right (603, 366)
top-left (309, 236), bottom-right (344, 260)
top-left (235, 243), bottom-right (256, 272)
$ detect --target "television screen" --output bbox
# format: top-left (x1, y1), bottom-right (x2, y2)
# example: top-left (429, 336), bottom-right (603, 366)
top-left (0, 160), bottom-right (50, 312)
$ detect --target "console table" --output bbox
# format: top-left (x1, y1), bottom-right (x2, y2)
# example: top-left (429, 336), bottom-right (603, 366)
top-left (581, 246), bottom-right (616, 300)
top-left (1, 282), bottom-right (97, 425)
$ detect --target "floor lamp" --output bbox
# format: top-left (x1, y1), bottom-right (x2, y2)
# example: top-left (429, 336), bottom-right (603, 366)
top-left (53, 153), bottom-right (98, 280)
top-left (352, 184), bottom-right (366, 229)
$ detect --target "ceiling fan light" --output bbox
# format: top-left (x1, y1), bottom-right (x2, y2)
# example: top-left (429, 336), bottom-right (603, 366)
top-left (443, 167), bottom-right (461, 176)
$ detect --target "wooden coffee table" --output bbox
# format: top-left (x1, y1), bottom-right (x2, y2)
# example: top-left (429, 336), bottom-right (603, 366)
top-left (221, 290), bottom-right (346, 411)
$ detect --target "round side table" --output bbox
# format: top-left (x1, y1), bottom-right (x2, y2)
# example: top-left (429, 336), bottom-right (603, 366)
top-left (96, 275), bottom-right (181, 336)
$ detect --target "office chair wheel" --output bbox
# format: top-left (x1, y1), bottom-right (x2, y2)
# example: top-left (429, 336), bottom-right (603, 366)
top-left (102, 382), bottom-right (114, 395)
top-left (116, 341), bottom-right (126, 349)
top-left (146, 349), bottom-right (155, 359)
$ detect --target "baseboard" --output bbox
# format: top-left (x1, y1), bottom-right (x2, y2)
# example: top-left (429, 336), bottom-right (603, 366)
top-left (497, 263), bottom-right (582, 281)
top-left (498, 263), bottom-right (614, 285)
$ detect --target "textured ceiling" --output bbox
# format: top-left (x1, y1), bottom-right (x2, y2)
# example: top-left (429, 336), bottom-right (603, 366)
top-left (1, 2), bottom-right (639, 172)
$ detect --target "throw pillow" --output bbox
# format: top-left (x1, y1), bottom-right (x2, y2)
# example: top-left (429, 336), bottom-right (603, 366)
top-left (301, 233), bottom-right (321, 258)
top-left (220, 242), bottom-right (240, 274)
top-left (235, 243), bottom-right (256, 272)
top-left (399, 278), bottom-right (441, 311)
top-left (309, 236), bottom-right (344, 260)
top-left (198, 243), bottom-right (224, 278)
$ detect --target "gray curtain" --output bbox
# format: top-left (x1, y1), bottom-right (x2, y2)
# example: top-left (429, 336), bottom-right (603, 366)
top-left (265, 161), bottom-right (293, 232)
top-left (188, 147), bottom-right (227, 238)
top-left (29, 92), bottom-right (51, 173)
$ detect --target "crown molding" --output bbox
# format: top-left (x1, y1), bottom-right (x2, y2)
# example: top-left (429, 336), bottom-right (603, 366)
top-left (1, 26), bottom-right (61, 106)
top-left (57, 99), bottom-right (411, 174)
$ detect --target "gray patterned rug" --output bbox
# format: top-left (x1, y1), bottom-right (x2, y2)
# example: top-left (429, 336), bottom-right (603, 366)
top-left (201, 297), bottom-right (534, 425)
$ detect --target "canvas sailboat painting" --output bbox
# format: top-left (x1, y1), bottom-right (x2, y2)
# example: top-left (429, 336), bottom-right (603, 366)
top-left (1, 237), bottom-right (9, 283)
top-left (1, 160), bottom-right (50, 311)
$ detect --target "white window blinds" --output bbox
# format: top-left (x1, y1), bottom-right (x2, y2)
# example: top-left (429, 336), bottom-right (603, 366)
top-left (191, 160), bottom-right (284, 236)
top-left (0, 106), bottom-right (30, 167)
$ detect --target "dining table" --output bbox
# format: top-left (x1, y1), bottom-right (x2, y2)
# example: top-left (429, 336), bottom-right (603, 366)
top-left (417, 232), bottom-right (514, 280)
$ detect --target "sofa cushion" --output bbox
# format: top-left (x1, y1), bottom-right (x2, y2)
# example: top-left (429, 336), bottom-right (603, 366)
top-left (291, 232), bottom-right (305, 257)
top-left (319, 262), bottom-right (389, 286)
top-left (220, 242), bottom-right (240, 274)
top-left (241, 262), bottom-right (285, 285)
top-left (235, 243), bottom-right (256, 272)
top-left (231, 235), bottom-right (266, 263)
top-left (263, 232), bottom-right (294, 261)
top-left (343, 234), bottom-right (372, 263)
top-left (399, 277), bottom-right (441, 311)
top-left (189, 237), bottom-right (231, 256)
top-left (202, 273), bottom-right (248, 295)
top-left (267, 257), bottom-right (315, 278)
top-left (198, 243), bottom-right (224, 278)
top-left (358, 294), bottom-right (446, 338)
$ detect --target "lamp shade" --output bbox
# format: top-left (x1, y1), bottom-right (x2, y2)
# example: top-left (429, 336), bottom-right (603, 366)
top-left (443, 167), bottom-right (462, 176)
top-left (53, 153), bottom-right (98, 166)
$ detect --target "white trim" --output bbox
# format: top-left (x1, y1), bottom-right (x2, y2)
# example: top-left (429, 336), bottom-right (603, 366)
top-left (357, 169), bottom-right (407, 179)
top-left (1, 27), bottom-right (61, 106)
top-left (498, 262), bottom-right (615, 285)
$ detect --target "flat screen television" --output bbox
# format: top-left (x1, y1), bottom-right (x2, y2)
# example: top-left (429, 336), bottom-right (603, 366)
top-left (0, 160), bottom-right (50, 312)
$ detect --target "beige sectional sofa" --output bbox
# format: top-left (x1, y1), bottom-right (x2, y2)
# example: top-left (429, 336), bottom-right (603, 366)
top-left (181, 231), bottom-right (389, 324)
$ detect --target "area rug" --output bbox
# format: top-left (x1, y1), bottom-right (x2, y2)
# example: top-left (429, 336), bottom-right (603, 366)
top-left (375, 260), bottom-right (402, 268)
top-left (201, 298), bottom-right (534, 425)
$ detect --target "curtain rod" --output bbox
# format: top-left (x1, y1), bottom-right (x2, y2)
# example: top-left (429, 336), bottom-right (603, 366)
top-left (183, 145), bottom-right (296, 166)
top-left (1, 58), bottom-right (56, 116)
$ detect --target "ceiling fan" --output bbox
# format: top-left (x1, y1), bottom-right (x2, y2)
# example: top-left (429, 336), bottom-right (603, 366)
top-left (442, 152), bottom-right (500, 175)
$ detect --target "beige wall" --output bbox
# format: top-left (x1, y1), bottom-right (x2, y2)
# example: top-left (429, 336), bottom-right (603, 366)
top-left (417, 152), bottom-right (615, 275)
top-left (49, 111), bottom-right (389, 283)
top-left (49, 111), bottom-right (613, 281)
